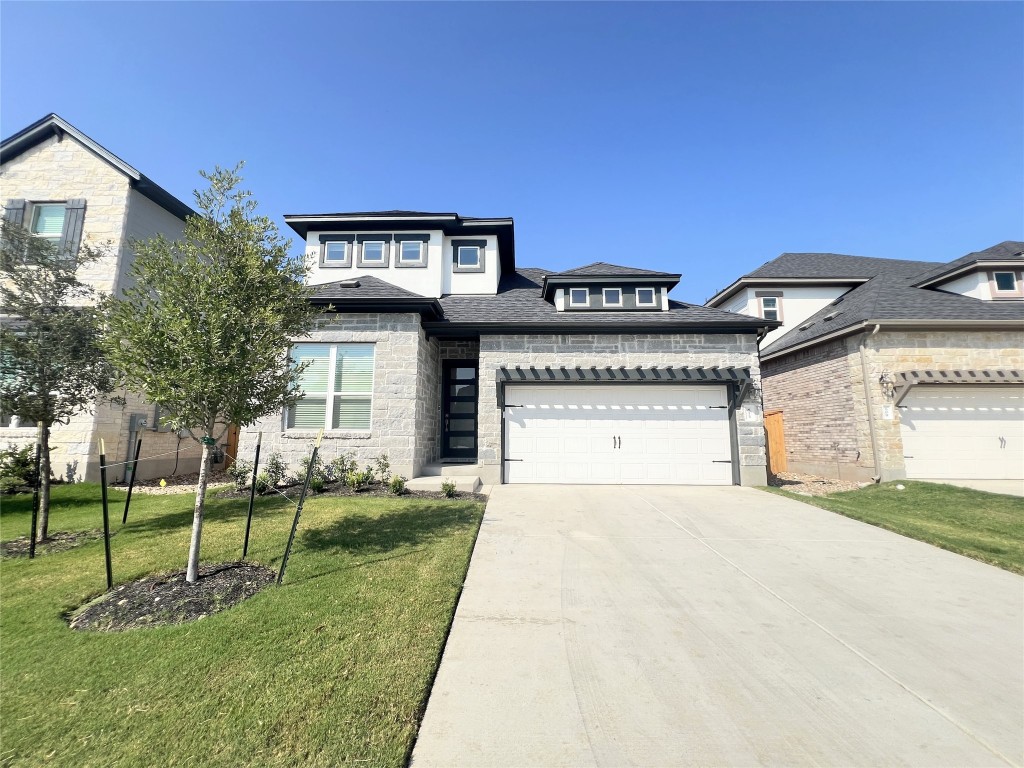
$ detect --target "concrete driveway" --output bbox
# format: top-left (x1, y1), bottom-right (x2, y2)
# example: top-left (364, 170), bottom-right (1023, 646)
top-left (412, 485), bottom-right (1023, 767)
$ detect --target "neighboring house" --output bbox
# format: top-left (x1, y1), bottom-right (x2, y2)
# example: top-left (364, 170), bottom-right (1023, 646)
top-left (239, 211), bottom-right (775, 487)
top-left (0, 114), bottom-right (211, 483)
top-left (706, 243), bottom-right (1024, 483)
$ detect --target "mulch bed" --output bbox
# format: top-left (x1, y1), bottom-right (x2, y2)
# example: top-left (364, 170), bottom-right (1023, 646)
top-left (1, 529), bottom-right (104, 559)
top-left (217, 483), bottom-right (488, 503)
top-left (769, 471), bottom-right (869, 497)
top-left (67, 562), bottom-right (276, 632)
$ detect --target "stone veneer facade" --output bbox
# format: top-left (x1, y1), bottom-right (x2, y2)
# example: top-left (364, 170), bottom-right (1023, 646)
top-left (476, 332), bottom-right (767, 485)
top-left (762, 328), bottom-right (1024, 481)
top-left (0, 133), bottom-right (195, 482)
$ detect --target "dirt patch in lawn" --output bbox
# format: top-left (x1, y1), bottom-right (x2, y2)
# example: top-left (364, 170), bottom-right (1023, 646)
top-left (68, 562), bottom-right (275, 632)
top-left (769, 471), bottom-right (869, 497)
top-left (1, 529), bottom-right (104, 559)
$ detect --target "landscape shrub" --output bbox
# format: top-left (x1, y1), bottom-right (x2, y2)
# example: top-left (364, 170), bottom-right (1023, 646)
top-left (0, 444), bottom-right (38, 493)
top-left (226, 459), bottom-right (253, 492)
top-left (256, 453), bottom-right (287, 495)
top-left (372, 452), bottom-right (392, 484)
top-left (441, 479), bottom-right (457, 498)
top-left (388, 475), bottom-right (407, 495)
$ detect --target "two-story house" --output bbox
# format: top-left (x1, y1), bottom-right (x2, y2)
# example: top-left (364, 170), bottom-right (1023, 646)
top-left (238, 211), bottom-right (776, 488)
top-left (1, 114), bottom-right (213, 483)
top-left (706, 244), bottom-right (1024, 486)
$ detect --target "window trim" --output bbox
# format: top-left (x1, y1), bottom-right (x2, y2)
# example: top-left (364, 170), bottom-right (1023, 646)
top-left (355, 234), bottom-right (392, 268)
top-left (318, 234), bottom-right (354, 268)
top-left (990, 270), bottom-right (1023, 298)
top-left (635, 287), bottom-right (658, 307)
top-left (394, 233), bottom-right (430, 269)
top-left (602, 287), bottom-right (623, 308)
top-left (398, 240), bottom-right (425, 266)
top-left (755, 291), bottom-right (784, 322)
top-left (568, 287), bottom-right (590, 308)
top-left (287, 343), bottom-right (375, 432)
top-left (452, 239), bottom-right (487, 273)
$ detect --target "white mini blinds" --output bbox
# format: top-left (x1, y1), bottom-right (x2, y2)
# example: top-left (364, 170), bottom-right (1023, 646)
top-left (30, 204), bottom-right (66, 244)
top-left (288, 343), bottom-right (374, 431)
top-left (361, 241), bottom-right (386, 263)
top-left (324, 241), bottom-right (349, 263)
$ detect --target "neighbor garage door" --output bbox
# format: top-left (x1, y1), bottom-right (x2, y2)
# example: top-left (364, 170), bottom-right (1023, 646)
top-left (898, 385), bottom-right (1024, 480)
top-left (503, 384), bottom-right (734, 485)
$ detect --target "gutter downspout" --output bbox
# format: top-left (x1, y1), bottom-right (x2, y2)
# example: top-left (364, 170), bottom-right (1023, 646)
top-left (859, 324), bottom-right (882, 483)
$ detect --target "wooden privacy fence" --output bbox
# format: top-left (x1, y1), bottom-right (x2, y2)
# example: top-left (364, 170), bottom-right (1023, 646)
top-left (764, 410), bottom-right (787, 475)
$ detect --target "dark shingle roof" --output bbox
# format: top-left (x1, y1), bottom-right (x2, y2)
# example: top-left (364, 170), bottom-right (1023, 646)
top-left (747, 252), bottom-right (937, 279)
top-left (436, 268), bottom-right (770, 330)
top-left (911, 241), bottom-right (1024, 287)
top-left (761, 273), bottom-right (1024, 358)
top-left (310, 275), bottom-right (428, 300)
top-left (551, 262), bottom-right (679, 278)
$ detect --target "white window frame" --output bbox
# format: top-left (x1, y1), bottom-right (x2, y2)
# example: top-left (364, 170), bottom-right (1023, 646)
top-left (568, 287), bottom-right (590, 307)
top-left (323, 241), bottom-right (349, 263)
top-left (759, 296), bottom-right (781, 321)
top-left (993, 271), bottom-right (1018, 293)
top-left (361, 240), bottom-right (387, 264)
top-left (288, 343), bottom-right (375, 432)
top-left (456, 247), bottom-right (479, 272)
top-left (29, 203), bottom-right (66, 245)
top-left (399, 240), bottom-right (424, 264)
top-left (635, 287), bottom-right (658, 307)
top-left (602, 287), bottom-right (623, 307)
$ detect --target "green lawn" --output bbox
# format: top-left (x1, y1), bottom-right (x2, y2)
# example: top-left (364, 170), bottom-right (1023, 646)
top-left (0, 483), bottom-right (484, 767)
top-left (765, 481), bottom-right (1024, 574)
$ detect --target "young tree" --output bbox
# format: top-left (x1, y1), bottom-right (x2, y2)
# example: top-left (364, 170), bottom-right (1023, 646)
top-left (105, 164), bottom-right (319, 582)
top-left (0, 221), bottom-right (114, 540)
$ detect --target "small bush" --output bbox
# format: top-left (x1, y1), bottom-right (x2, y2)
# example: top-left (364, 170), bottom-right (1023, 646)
top-left (328, 453), bottom-right (356, 482)
top-left (388, 475), bottom-right (407, 495)
top-left (297, 450), bottom-right (328, 491)
top-left (226, 459), bottom-right (253, 492)
top-left (0, 443), bottom-right (38, 491)
top-left (255, 471), bottom-right (273, 496)
top-left (441, 479), bottom-right (457, 498)
top-left (345, 470), bottom-right (372, 491)
top-left (255, 453), bottom-right (288, 496)
top-left (0, 475), bottom-right (26, 494)
top-left (372, 453), bottom-right (392, 484)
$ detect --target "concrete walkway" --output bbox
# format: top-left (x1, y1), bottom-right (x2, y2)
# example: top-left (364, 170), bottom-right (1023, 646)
top-left (412, 485), bottom-right (1023, 768)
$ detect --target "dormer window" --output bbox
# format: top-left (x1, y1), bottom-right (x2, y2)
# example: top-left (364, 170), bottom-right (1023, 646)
top-left (569, 288), bottom-right (589, 307)
top-left (458, 247), bottom-right (479, 268)
top-left (636, 288), bottom-right (657, 307)
top-left (993, 272), bottom-right (1018, 293)
top-left (756, 291), bottom-right (783, 321)
top-left (602, 288), bottom-right (622, 307)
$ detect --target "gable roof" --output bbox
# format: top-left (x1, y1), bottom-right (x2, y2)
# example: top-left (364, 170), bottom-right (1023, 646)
top-left (428, 268), bottom-right (774, 336)
top-left (552, 261), bottom-right (680, 278)
top-left (0, 113), bottom-right (196, 221)
top-left (760, 271), bottom-right (1024, 359)
top-left (911, 241), bottom-right (1024, 288)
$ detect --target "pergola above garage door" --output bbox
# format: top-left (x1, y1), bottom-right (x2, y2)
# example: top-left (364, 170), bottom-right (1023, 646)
top-left (899, 384), bottom-right (1024, 480)
top-left (503, 384), bottom-right (735, 485)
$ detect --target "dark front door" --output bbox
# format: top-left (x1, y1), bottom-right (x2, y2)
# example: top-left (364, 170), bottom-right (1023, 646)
top-left (442, 360), bottom-right (478, 460)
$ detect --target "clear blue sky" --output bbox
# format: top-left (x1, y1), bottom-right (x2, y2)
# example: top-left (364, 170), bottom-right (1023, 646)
top-left (3, 2), bottom-right (1021, 303)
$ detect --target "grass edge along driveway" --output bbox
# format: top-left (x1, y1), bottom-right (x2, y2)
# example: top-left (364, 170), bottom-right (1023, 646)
top-left (765, 481), bottom-right (1024, 575)
top-left (0, 483), bottom-right (484, 767)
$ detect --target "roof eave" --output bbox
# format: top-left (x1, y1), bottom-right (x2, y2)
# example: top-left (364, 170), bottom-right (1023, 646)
top-left (761, 318), bottom-right (1024, 362)
top-left (309, 296), bottom-right (443, 320)
top-left (541, 273), bottom-right (682, 300)
top-left (422, 319), bottom-right (772, 338)
top-left (913, 261), bottom-right (1024, 289)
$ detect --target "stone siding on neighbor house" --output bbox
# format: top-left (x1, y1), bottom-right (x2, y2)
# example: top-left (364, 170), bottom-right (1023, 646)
top-left (238, 313), bottom-right (429, 479)
top-left (762, 328), bottom-right (1024, 481)
top-left (0, 136), bottom-right (200, 483)
top-left (477, 333), bottom-right (766, 485)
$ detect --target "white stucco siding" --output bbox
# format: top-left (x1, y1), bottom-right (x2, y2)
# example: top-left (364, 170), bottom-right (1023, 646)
top-left (442, 234), bottom-right (499, 295)
top-left (304, 230), bottom-right (446, 297)
top-left (934, 271), bottom-right (990, 300)
top-left (723, 286), bottom-right (850, 347)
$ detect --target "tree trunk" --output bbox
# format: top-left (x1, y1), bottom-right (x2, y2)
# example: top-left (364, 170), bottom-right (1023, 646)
top-left (37, 424), bottom-right (51, 542)
top-left (185, 440), bottom-right (213, 583)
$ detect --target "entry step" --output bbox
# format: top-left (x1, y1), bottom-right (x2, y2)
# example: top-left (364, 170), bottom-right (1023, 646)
top-left (406, 475), bottom-right (482, 493)
top-left (419, 462), bottom-right (486, 478)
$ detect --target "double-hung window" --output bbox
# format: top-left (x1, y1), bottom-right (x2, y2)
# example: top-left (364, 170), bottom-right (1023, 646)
top-left (759, 296), bottom-right (781, 321)
top-left (287, 343), bottom-right (374, 431)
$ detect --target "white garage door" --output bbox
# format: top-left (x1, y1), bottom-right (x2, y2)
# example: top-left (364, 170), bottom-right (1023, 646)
top-left (899, 385), bottom-right (1024, 480)
top-left (504, 384), bottom-right (734, 485)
